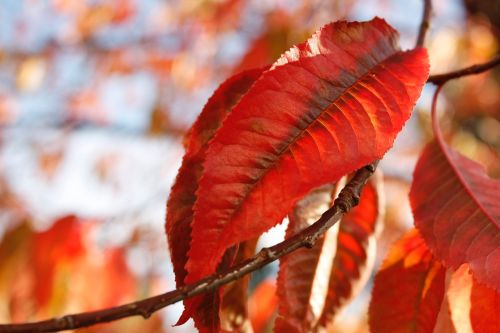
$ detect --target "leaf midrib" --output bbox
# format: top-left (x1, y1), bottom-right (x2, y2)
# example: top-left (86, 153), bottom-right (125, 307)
top-left (219, 50), bottom-right (401, 231)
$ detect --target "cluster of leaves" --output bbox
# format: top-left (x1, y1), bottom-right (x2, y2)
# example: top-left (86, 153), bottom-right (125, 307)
top-left (165, 17), bottom-right (497, 333)
top-left (0, 216), bottom-right (166, 332)
top-left (0, 2), bottom-right (499, 333)
top-left (373, 85), bottom-right (500, 332)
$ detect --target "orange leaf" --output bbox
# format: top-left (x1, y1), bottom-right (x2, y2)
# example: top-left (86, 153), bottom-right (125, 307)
top-left (249, 280), bottom-right (278, 333)
top-left (32, 215), bottom-right (85, 308)
top-left (369, 229), bottom-right (446, 333)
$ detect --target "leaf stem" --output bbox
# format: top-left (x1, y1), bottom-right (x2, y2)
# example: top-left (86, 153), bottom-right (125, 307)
top-left (0, 162), bottom-right (378, 333)
top-left (430, 84), bottom-right (444, 141)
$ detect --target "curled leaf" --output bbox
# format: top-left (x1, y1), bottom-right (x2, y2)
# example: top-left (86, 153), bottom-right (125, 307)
top-left (275, 183), bottom-right (338, 333)
top-left (276, 175), bottom-right (383, 332)
top-left (220, 239), bottom-right (258, 333)
top-left (318, 173), bottom-right (383, 328)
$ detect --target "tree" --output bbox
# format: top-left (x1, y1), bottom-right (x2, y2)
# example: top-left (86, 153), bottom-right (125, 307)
top-left (0, 0), bottom-right (499, 332)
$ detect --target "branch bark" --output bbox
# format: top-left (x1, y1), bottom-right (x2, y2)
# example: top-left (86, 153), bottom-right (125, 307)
top-left (0, 162), bottom-right (378, 333)
top-left (428, 55), bottom-right (500, 85)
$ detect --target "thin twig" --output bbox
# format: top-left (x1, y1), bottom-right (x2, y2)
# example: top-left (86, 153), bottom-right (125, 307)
top-left (416, 0), bottom-right (432, 47)
top-left (428, 55), bottom-right (500, 85)
top-left (0, 162), bottom-right (378, 333)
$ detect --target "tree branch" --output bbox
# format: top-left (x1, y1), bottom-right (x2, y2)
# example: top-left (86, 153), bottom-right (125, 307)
top-left (4, 12), bottom-right (500, 332)
top-left (6, 3), bottom-right (500, 332)
top-left (6, 42), bottom-right (500, 333)
top-left (0, 162), bottom-right (378, 333)
top-left (416, 0), bottom-right (432, 47)
top-left (428, 55), bottom-right (500, 85)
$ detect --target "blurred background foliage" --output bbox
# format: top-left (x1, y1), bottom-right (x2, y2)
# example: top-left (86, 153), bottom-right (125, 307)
top-left (0, 0), bottom-right (498, 332)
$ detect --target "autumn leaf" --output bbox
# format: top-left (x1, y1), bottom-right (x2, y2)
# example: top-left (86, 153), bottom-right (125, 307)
top-left (410, 87), bottom-right (500, 291)
top-left (0, 218), bottom-right (138, 323)
top-left (275, 175), bottom-right (382, 332)
top-left (447, 265), bottom-right (474, 333)
top-left (32, 215), bottom-right (85, 309)
top-left (178, 240), bottom-right (258, 332)
top-left (369, 229), bottom-right (446, 333)
top-left (0, 223), bottom-right (32, 322)
top-left (185, 17), bottom-right (428, 313)
top-left (469, 272), bottom-right (500, 332)
top-left (432, 281), bottom-right (457, 333)
top-left (445, 263), bottom-right (500, 332)
top-left (166, 67), bottom-right (264, 288)
top-left (166, 68), bottom-right (264, 331)
top-left (33, 217), bottom-right (137, 315)
top-left (317, 174), bottom-right (383, 328)
top-left (275, 183), bottom-right (339, 333)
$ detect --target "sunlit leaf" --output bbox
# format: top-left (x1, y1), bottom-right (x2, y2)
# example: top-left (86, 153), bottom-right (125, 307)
top-left (166, 68), bottom-right (264, 288)
top-left (0, 218), bottom-right (138, 323)
top-left (369, 229), bottom-right (446, 333)
top-left (185, 18), bottom-right (428, 324)
top-left (166, 68), bottom-right (264, 331)
top-left (32, 215), bottom-right (85, 309)
top-left (411, 116), bottom-right (500, 291)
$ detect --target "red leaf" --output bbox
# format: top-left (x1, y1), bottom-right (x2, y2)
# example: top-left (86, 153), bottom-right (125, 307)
top-left (166, 67), bottom-right (264, 287)
top-left (186, 16), bottom-right (428, 293)
top-left (369, 229), bottom-right (446, 333)
top-left (0, 218), bottom-right (137, 322)
top-left (166, 68), bottom-right (264, 331)
top-left (275, 183), bottom-right (338, 333)
top-left (470, 275), bottom-right (500, 332)
top-left (318, 174), bottom-right (383, 327)
top-left (275, 175), bottom-right (382, 332)
top-left (410, 87), bottom-right (500, 291)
